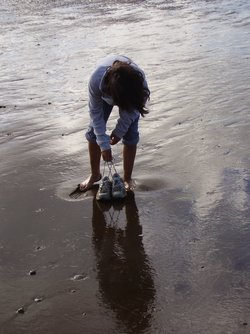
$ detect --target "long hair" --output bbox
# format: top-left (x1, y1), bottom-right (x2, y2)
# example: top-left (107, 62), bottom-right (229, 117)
top-left (104, 61), bottom-right (149, 117)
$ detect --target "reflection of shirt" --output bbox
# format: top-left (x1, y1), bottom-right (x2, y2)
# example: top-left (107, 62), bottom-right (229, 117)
top-left (88, 55), bottom-right (150, 152)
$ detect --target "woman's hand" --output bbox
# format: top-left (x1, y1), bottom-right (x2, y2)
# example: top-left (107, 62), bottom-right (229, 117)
top-left (101, 149), bottom-right (112, 162)
top-left (110, 132), bottom-right (121, 145)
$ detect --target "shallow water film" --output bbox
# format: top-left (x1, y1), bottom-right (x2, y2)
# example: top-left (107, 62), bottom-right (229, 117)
top-left (1, 0), bottom-right (250, 333)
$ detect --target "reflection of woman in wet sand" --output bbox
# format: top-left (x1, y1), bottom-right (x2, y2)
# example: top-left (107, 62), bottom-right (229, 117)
top-left (92, 194), bottom-right (155, 334)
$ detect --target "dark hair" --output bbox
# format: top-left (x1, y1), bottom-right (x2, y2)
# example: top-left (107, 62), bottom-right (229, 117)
top-left (104, 60), bottom-right (149, 116)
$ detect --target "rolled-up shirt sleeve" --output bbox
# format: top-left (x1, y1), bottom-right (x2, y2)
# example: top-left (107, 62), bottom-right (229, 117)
top-left (112, 109), bottom-right (140, 139)
top-left (88, 72), bottom-right (111, 152)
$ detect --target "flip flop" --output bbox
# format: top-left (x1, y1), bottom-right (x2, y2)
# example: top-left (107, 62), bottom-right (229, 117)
top-left (78, 175), bottom-right (102, 191)
top-left (69, 176), bottom-right (102, 198)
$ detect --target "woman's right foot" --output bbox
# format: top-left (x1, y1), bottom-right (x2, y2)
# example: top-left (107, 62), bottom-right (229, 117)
top-left (79, 174), bottom-right (102, 192)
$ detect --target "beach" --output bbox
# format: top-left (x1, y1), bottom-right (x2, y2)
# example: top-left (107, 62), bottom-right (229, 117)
top-left (0, 0), bottom-right (250, 333)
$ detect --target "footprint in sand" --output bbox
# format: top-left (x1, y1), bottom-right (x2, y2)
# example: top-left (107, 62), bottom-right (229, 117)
top-left (135, 177), bottom-right (168, 192)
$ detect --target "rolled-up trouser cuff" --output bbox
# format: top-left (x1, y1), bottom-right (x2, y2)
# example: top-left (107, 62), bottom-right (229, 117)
top-left (122, 114), bottom-right (140, 145)
top-left (122, 134), bottom-right (139, 146)
top-left (85, 126), bottom-right (97, 143)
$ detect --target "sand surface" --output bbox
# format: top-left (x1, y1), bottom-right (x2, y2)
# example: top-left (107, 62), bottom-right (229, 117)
top-left (1, 0), bottom-right (250, 333)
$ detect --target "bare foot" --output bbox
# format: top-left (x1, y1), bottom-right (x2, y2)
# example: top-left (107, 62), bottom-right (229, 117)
top-left (79, 174), bottom-right (102, 192)
top-left (124, 179), bottom-right (136, 192)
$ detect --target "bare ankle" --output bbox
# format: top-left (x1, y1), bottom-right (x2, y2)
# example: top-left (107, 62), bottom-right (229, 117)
top-left (123, 176), bottom-right (132, 183)
top-left (90, 173), bottom-right (101, 179)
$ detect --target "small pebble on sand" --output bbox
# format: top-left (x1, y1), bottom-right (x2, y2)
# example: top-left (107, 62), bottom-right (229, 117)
top-left (72, 274), bottom-right (88, 281)
top-left (29, 270), bottom-right (36, 276)
top-left (16, 307), bottom-right (25, 314)
top-left (34, 297), bottom-right (42, 303)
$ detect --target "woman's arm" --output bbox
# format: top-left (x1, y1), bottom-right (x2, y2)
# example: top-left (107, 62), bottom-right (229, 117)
top-left (88, 72), bottom-right (111, 152)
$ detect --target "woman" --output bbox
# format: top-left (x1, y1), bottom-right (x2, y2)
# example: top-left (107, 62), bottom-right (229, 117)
top-left (80, 55), bottom-right (150, 192)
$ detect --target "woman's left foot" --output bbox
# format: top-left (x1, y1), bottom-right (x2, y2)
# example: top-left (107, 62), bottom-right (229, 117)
top-left (124, 179), bottom-right (136, 192)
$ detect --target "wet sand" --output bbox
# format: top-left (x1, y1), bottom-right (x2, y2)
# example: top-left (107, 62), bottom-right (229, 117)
top-left (1, 0), bottom-right (250, 333)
